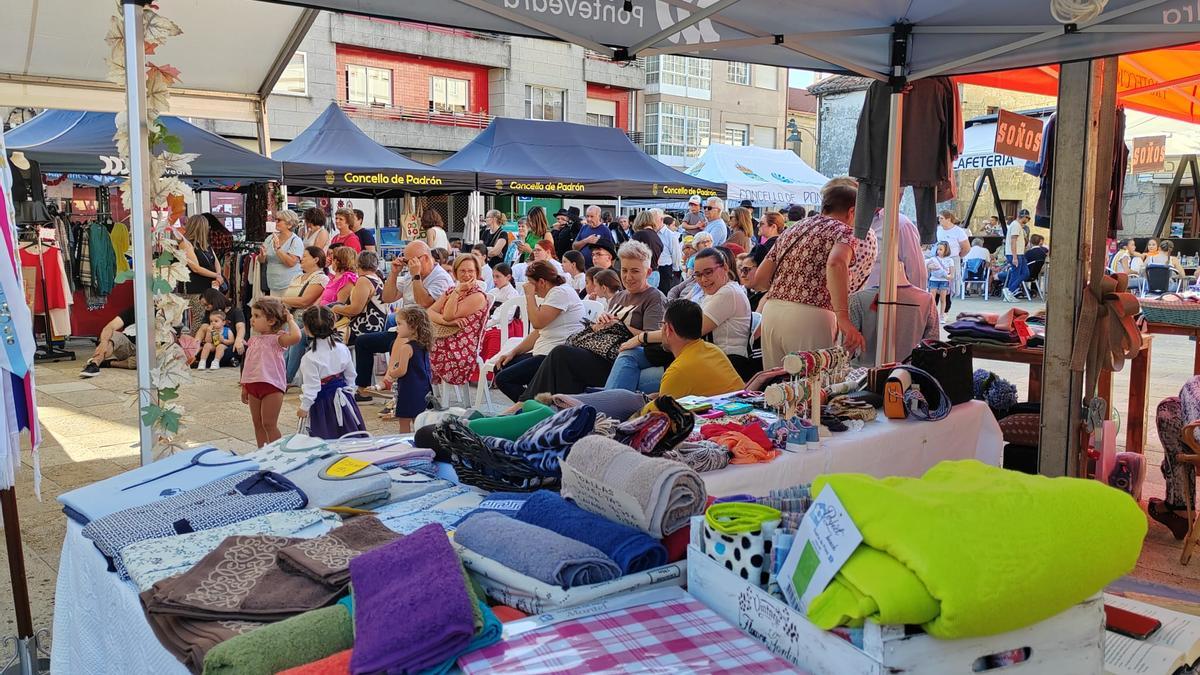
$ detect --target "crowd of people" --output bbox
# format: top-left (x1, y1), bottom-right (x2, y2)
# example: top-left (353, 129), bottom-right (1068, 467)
top-left (82, 181), bottom-right (1063, 448)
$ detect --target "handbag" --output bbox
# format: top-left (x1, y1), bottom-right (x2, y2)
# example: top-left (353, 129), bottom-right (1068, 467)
top-left (565, 321), bottom-right (633, 361)
top-left (432, 321), bottom-right (462, 339)
top-left (906, 340), bottom-right (973, 405)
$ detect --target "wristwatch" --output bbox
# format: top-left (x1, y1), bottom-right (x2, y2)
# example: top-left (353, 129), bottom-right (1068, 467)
top-left (413, 275), bottom-right (423, 282)
top-left (641, 332), bottom-right (648, 346)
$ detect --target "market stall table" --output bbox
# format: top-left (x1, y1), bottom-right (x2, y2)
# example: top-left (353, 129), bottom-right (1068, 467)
top-left (702, 400), bottom-right (1002, 497)
top-left (971, 336), bottom-right (1152, 455)
top-left (1145, 321), bottom-right (1200, 375)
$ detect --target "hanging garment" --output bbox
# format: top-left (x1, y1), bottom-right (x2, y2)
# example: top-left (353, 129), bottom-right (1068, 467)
top-left (108, 220), bottom-right (130, 275)
top-left (1026, 113), bottom-right (1057, 228)
top-left (88, 222), bottom-right (117, 296)
top-left (19, 244), bottom-right (72, 336)
top-left (1109, 108), bottom-right (1129, 235)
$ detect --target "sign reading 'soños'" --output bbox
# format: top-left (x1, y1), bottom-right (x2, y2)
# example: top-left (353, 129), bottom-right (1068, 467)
top-left (1130, 136), bottom-right (1167, 174)
top-left (993, 110), bottom-right (1044, 162)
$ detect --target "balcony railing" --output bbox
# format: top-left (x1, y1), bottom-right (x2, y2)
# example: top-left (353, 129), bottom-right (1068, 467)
top-left (340, 100), bottom-right (494, 129)
top-left (585, 49), bottom-right (646, 69)
top-left (625, 130), bottom-right (645, 145)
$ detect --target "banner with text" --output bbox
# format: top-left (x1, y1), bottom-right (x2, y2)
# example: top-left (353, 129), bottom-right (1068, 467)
top-left (1131, 136), bottom-right (1167, 174)
top-left (994, 109), bottom-right (1045, 162)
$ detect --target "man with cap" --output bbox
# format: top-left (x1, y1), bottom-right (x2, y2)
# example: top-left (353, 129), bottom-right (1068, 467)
top-left (1002, 209), bottom-right (1031, 301)
top-left (683, 195), bottom-right (707, 235)
top-left (739, 199), bottom-right (759, 229)
top-left (553, 207), bottom-right (581, 261)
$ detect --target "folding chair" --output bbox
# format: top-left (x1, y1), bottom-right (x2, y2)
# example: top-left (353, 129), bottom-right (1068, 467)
top-left (474, 295), bottom-right (527, 413)
top-left (960, 258), bottom-right (990, 300)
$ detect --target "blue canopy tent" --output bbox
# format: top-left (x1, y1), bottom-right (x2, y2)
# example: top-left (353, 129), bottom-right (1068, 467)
top-left (438, 117), bottom-right (723, 199)
top-left (275, 102), bottom-right (475, 195)
top-left (4, 109), bottom-right (281, 188)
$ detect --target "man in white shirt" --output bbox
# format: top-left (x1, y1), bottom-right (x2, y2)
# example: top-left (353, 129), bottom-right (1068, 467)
top-left (703, 196), bottom-right (728, 246)
top-left (1002, 209), bottom-right (1030, 302)
top-left (935, 211), bottom-right (970, 295)
top-left (383, 240), bottom-right (453, 309)
top-left (656, 212), bottom-right (683, 294)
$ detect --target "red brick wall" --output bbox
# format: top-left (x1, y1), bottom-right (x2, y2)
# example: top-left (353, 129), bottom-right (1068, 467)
top-left (586, 84), bottom-right (630, 131)
top-left (335, 45), bottom-right (490, 114)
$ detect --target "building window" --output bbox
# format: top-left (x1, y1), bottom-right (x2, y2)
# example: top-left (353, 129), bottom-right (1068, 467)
top-left (273, 52), bottom-right (307, 97)
top-left (727, 62), bottom-right (750, 85)
top-left (429, 76), bottom-right (469, 113)
top-left (752, 64), bottom-right (777, 90)
top-left (753, 125), bottom-right (777, 149)
top-left (645, 55), bottom-right (711, 94)
top-left (586, 98), bottom-right (617, 127)
top-left (645, 102), bottom-right (710, 158)
top-left (525, 85), bottom-right (566, 121)
top-left (346, 65), bottom-right (392, 106)
top-left (724, 123), bottom-right (750, 146)
top-left (587, 113), bottom-right (615, 126)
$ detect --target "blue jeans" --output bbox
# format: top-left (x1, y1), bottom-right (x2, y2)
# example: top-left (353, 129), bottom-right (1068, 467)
top-left (285, 332), bottom-right (308, 385)
top-left (604, 347), bottom-right (665, 394)
top-left (1005, 254), bottom-right (1028, 293)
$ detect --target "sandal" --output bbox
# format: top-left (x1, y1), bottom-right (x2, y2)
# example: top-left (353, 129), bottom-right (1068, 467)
top-left (1148, 498), bottom-right (1191, 541)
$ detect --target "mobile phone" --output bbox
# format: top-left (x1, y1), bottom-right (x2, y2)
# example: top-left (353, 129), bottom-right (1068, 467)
top-left (1105, 604), bottom-right (1162, 640)
top-left (698, 409), bottom-right (725, 419)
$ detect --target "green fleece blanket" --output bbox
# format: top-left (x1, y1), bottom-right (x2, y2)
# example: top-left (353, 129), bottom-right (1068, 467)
top-left (467, 400), bottom-right (554, 440)
top-left (807, 460), bottom-right (1145, 639)
top-left (202, 601), bottom-right (354, 675)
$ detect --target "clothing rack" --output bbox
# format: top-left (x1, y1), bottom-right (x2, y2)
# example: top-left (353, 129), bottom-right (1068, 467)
top-left (19, 227), bottom-right (73, 363)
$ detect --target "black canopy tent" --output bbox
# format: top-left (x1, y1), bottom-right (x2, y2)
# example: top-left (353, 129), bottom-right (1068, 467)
top-left (4, 109), bottom-right (282, 188)
top-left (437, 118), bottom-right (724, 199)
top-left (274, 103), bottom-right (475, 196)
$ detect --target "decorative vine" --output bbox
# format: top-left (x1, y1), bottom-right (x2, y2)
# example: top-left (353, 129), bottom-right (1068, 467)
top-left (105, 1), bottom-right (196, 456)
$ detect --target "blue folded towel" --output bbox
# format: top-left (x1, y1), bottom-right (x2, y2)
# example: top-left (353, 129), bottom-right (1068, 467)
top-left (513, 491), bottom-right (667, 574)
top-left (456, 512), bottom-right (621, 589)
top-left (419, 600), bottom-right (502, 675)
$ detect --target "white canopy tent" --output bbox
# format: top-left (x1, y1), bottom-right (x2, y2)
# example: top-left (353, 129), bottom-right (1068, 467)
top-left (683, 143), bottom-right (828, 207)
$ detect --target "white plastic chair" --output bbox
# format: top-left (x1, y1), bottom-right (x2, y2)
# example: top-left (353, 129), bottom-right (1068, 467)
top-left (580, 298), bottom-right (606, 322)
top-left (474, 295), bottom-right (527, 413)
top-left (437, 297), bottom-right (494, 410)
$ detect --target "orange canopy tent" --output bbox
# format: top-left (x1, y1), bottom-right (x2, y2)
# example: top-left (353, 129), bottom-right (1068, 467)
top-left (956, 44), bottom-right (1200, 125)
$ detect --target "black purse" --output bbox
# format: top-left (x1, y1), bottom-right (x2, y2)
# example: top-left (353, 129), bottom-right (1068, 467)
top-left (906, 340), bottom-right (973, 405)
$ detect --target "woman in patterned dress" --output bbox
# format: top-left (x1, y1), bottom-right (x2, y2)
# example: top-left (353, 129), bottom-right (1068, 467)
top-left (1151, 376), bottom-right (1200, 540)
top-left (429, 255), bottom-right (489, 386)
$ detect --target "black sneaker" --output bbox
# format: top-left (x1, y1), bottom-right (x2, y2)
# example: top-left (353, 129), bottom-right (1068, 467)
top-left (354, 393), bottom-right (374, 404)
top-left (80, 362), bottom-right (100, 378)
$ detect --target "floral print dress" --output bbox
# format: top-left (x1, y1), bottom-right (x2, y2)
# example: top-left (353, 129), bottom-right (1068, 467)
top-left (431, 286), bottom-right (488, 386)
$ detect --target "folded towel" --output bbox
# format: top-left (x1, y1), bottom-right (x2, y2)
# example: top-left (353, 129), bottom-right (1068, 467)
top-left (427, 600), bottom-right (502, 675)
top-left (140, 588), bottom-right (265, 673)
top-left (807, 460), bottom-right (1147, 638)
top-left (277, 516), bottom-right (400, 589)
top-left (560, 436), bottom-right (706, 538)
top-left (467, 400), bottom-right (555, 440)
top-left (279, 649), bottom-right (351, 675)
top-left (146, 535), bottom-right (342, 623)
top-left (349, 524), bottom-right (475, 674)
top-left (456, 512), bottom-right (621, 589)
top-left (483, 405), bottom-right (597, 474)
top-left (514, 491), bottom-right (667, 574)
top-left (283, 455), bottom-right (392, 509)
top-left (201, 602), bottom-right (355, 675)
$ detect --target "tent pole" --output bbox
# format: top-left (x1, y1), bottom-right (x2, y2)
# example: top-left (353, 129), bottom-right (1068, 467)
top-left (874, 90), bottom-right (904, 367)
top-left (123, 0), bottom-right (156, 467)
top-left (255, 99), bottom-right (272, 158)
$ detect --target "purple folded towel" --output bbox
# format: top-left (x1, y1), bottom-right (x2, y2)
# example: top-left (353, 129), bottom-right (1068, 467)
top-left (348, 523), bottom-right (475, 675)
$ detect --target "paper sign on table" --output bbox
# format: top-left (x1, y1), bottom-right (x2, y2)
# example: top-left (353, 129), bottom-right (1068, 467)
top-left (778, 485), bottom-right (862, 612)
top-left (325, 456), bottom-right (371, 477)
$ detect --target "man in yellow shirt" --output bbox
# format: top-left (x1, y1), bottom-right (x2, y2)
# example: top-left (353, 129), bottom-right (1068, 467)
top-left (656, 299), bottom-right (745, 402)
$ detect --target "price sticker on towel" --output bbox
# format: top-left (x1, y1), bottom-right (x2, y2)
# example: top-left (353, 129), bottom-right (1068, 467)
top-left (326, 457), bottom-right (371, 478)
top-left (778, 486), bottom-right (862, 613)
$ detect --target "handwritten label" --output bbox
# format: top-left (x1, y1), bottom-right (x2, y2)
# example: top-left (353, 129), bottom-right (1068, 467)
top-left (994, 109), bottom-right (1045, 162)
top-left (1131, 136), bottom-right (1167, 174)
top-left (325, 457), bottom-right (371, 477)
top-left (778, 486), bottom-right (863, 612)
top-left (737, 587), bottom-right (805, 666)
top-left (561, 462), bottom-right (649, 533)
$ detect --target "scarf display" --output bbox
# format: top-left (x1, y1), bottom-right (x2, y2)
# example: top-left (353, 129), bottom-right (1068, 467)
top-left (277, 516), bottom-right (400, 589)
top-left (144, 535), bottom-right (343, 623)
top-left (560, 436), bottom-right (706, 539)
top-left (661, 441), bottom-right (730, 473)
top-left (614, 411), bottom-right (671, 454)
top-left (349, 524), bottom-right (476, 675)
top-left (455, 512), bottom-right (620, 590)
top-left (82, 471), bottom-right (306, 578)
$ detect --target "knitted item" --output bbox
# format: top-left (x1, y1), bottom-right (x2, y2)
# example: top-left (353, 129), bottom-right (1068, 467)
top-left (973, 369), bottom-right (1019, 418)
top-left (662, 441), bottom-right (730, 473)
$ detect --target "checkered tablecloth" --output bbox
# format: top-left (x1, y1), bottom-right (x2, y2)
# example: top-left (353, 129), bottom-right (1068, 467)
top-left (457, 595), bottom-right (798, 673)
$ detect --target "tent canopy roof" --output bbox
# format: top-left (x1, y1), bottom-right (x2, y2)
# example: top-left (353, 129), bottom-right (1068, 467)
top-left (0, 0), bottom-right (315, 121)
top-left (438, 118), bottom-right (723, 198)
top-left (271, 0), bottom-right (1200, 82)
top-left (4, 109), bottom-right (281, 186)
top-left (275, 103), bottom-right (475, 194)
top-left (685, 143), bottom-right (829, 206)
top-left (957, 45), bottom-right (1200, 124)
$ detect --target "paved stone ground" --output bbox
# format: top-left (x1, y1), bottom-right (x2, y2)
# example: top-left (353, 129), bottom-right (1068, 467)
top-left (2, 295), bottom-right (1198, 661)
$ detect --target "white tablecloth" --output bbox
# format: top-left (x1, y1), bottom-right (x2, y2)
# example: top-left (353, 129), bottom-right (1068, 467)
top-left (51, 520), bottom-right (189, 675)
top-left (701, 400), bottom-right (1004, 497)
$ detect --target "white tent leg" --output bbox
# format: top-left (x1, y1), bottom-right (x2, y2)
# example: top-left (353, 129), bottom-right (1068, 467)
top-left (465, 190), bottom-right (483, 245)
top-left (874, 90), bottom-right (904, 368)
top-left (123, 0), bottom-right (156, 466)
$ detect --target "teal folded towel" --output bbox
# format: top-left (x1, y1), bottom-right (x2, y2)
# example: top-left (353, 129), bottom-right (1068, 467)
top-left (420, 600), bottom-right (502, 675)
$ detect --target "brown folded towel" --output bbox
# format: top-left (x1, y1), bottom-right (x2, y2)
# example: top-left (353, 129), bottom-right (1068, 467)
top-left (140, 588), bottom-right (265, 673)
top-left (146, 535), bottom-right (342, 623)
top-left (276, 516), bottom-right (401, 588)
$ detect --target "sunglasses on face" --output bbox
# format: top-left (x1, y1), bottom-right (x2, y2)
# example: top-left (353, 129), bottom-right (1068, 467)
top-left (738, 266), bottom-right (754, 275)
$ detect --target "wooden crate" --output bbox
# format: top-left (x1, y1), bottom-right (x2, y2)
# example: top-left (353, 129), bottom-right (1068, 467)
top-left (687, 545), bottom-right (1104, 674)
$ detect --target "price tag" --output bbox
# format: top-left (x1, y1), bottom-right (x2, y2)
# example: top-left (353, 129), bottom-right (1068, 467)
top-left (325, 457), bottom-right (371, 478)
top-left (777, 486), bottom-right (863, 612)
